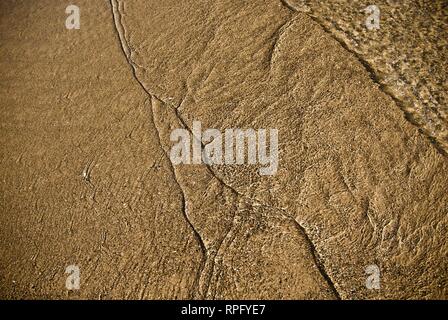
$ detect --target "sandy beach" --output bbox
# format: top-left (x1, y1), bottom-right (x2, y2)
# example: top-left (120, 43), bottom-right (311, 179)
top-left (0, 0), bottom-right (447, 299)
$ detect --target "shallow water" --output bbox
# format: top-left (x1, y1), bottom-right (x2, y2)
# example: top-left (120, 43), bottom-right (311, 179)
top-left (287, 0), bottom-right (448, 154)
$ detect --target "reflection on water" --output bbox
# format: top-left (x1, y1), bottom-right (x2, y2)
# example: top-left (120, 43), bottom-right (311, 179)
top-left (287, 0), bottom-right (448, 154)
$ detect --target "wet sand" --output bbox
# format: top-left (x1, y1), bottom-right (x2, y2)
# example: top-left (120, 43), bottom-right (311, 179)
top-left (0, 0), bottom-right (447, 299)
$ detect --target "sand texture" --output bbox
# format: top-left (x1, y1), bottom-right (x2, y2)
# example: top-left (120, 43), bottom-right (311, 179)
top-left (0, 0), bottom-right (447, 299)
